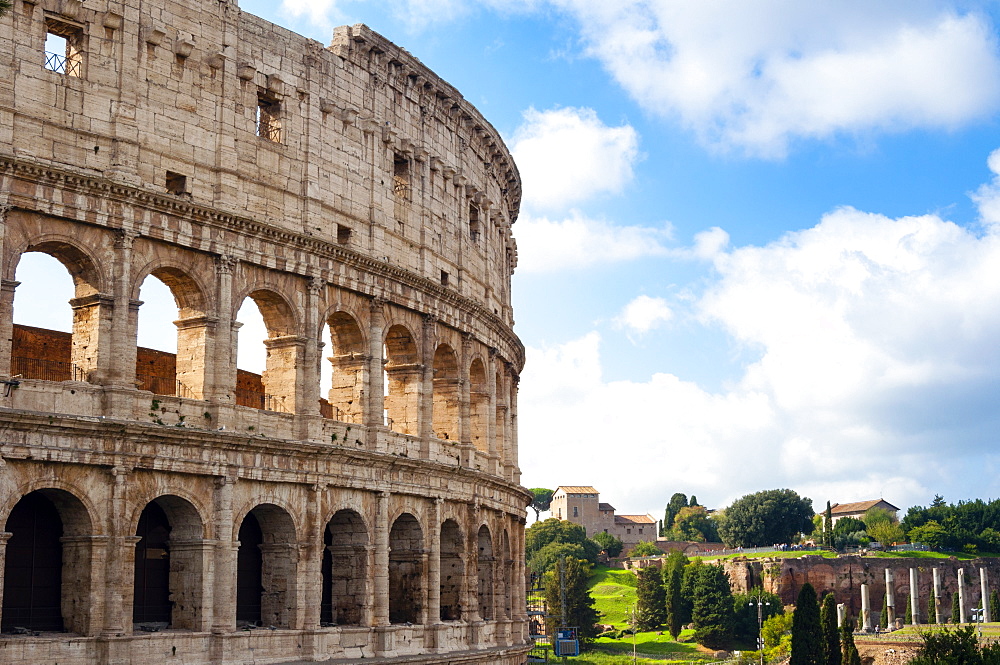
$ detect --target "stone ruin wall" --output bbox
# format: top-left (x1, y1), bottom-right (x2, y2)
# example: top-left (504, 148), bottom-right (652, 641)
top-left (0, 0), bottom-right (530, 663)
top-left (724, 556), bottom-right (1000, 621)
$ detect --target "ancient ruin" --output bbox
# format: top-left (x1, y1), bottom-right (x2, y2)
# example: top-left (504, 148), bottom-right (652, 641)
top-left (0, 1), bottom-right (529, 663)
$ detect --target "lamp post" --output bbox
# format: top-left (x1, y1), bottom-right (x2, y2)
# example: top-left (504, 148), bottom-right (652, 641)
top-left (749, 593), bottom-right (771, 665)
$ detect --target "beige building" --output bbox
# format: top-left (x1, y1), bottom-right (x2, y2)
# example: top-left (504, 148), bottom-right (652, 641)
top-left (0, 1), bottom-right (530, 663)
top-left (829, 499), bottom-right (900, 526)
top-left (550, 487), bottom-right (657, 547)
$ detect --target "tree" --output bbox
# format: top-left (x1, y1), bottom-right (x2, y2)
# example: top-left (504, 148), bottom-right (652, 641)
top-left (909, 625), bottom-right (1000, 665)
top-left (733, 587), bottom-right (783, 643)
top-left (832, 517), bottom-right (869, 551)
top-left (630, 541), bottom-right (661, 557)
top-left (635, 565), bottom-right (667, 630)
top-left (821, 592), bottom-right (842, 665)
top-left (864, 507), bottom-right (904, 547)
top-left (663, 550), bottom-right (689, 638)
top-left (593, 531), bottom-right (624, 557)
top-left (908, 521), bottom-right (948, 549)
top-left (881, 592), bottom-right (889, 629)
top-left (790, 583), bottom-right (824, 665)
top-left (663, 493), bottom-right (689, 537)
top-left (952, 592), bottom-right (960, 624)
top-left (529, 541), bottom-right (590, 575)
top-left (673, 505), bottom-right (716, 542)
top-left (928, 583), bottom-right (936, 624)
top-left (529, 488), bottom-right (555, 522)
top-left (762, 613), bottom-right (795, 662)
top-left (680, 558), bottom-right (703, 629)
top-left (690, 495), bottom-right (699, 507)
top-left (841, 619), bottom-right (861, 665)
top-left (825, 502), bottom-right (834, 546)
top-left (0, 0), bottom-right (11, 17)
top-left (525, 517), bottom-right (599, 569)
top-left (991, 590), bottom-right (1000, 624)
top-left (718, 489), bottom-right (815, 548)
top-left (906, 592), bottom-right (913, 624)
top-left (543, 556), bottom-right (600, 639)
top-left (691, 564), bottom-right (735, 649)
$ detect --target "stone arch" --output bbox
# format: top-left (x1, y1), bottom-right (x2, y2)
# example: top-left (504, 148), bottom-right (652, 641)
top-left (132, 263), bottom-right (212, 398)
top-left (477, 524), bottom-right (494, 620)
top-left (10, 239), bottom-right (107, 382)
top-left (321, 508), bottom-right (369, 626)
top-left (432, 344), bottom-right (459, 441)
top-left (235, 503), bottom-right (298, 628)
top-left (2, 488), bottom-right (95, 634)
top-left (130, 494), bottom-right (207, 631)
top-left (469, 357), bottom-right (488, 452)
top-left (440, 518), bottom-right (464, 621)
top-left (323, 310), bottom-right (367, 423)
top-left (234, 287), bottom-right (301, 412)
top-left (388, 512), bottom-right (424, 624)
top-left (384, 324), bottom-right (420, 434)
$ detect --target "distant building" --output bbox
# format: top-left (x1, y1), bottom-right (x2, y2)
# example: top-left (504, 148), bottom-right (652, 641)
top-left (550, 486), bottom-right (657, 547)
top-left (829, 498), bottom-right (900, 525)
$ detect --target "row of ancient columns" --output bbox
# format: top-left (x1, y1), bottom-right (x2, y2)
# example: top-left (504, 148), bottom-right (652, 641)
top-left (854, 567), bottom-right (993, 630)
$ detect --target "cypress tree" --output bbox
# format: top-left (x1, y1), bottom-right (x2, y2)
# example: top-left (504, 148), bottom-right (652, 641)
top-left (928, 584), bottom-right (936, 624)
top-left (820, 593), bottom-right (841, 665)
top-left (679, 558), bottom-right (702, 628)
top-left (691, 564), bottom-right (736, 649)
top-left (841, 619), bottom-right (861, 665)
top-left (825, 502), bottom-right (833, 546)
top-left (791, 583), bottom-right (824, 665)
top-left (906, 592), bottom-right (913, 624)
top-left (952, 591), bottom-right (960, 624)
top-left (880, 593), bottom-right (889, 629)
top-left (990, 590), bottom-right (1000, 622)
top-left (663, 550), bottom-right (688, 639)
top-left (635, 565), bottom-right (667, 630)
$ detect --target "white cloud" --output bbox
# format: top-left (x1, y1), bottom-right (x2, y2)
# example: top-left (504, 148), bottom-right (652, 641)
top-left (614, 295), bottom-right (673, 336)
top-left (520, 152), bottom-right (1000, 514)
top-left (513, 211), bottom-right (673, 273)
top-left (548, 0), bottom-right (1000, 156)
top-left (511, 107), bottom-right (640, 210)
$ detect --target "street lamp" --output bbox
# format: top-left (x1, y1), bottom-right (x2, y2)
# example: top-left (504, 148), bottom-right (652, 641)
top-left (749, 594), bottom-right (771, 665)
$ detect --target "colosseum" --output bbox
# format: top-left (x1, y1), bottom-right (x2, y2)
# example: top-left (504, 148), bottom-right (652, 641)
top-left (0, 0), bottom-right (530, 663)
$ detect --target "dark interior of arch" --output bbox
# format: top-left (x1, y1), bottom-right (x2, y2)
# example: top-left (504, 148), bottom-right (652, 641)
top-left (133, 501), bottom-right (172, 626)
top-left (236, 512), bottom-right (264, 626)
top-left (2, 491), bottom-right (64, 632)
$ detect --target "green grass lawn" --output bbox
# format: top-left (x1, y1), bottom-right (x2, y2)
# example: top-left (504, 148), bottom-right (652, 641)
top-left (699, 549), bottom-right (836, 562)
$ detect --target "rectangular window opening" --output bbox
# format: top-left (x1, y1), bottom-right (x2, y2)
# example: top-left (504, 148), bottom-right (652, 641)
top-left (256, 92), bottom-right (282, 142)
top-left (469, 203), bottom-right (481, 242)
top-left (45, 18), bottom-right (84, 77)
top-left (440, 270), bottom-right (449, 287)
top-left (165, 171), bottom-right (188, 196)
top-left (337, 224), bottom-right (352, 245)
top-left (393, 153), bottom-right (410, 199)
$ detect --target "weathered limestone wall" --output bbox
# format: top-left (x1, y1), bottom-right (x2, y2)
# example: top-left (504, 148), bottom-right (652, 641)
top-left (724, 556), bottom-right (1000, 620)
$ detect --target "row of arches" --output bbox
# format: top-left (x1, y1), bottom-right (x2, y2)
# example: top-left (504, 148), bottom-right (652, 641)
top-left (5, 230), bottom-right (519, 465)
top-left (1, 488), bottom-right (517, 635)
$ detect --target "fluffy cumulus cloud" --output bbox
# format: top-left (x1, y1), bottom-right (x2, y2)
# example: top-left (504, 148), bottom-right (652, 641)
top-left (511, 107), bottom-right (640, 210)
top-left (520, 157), bottom-right (1000, 513)
top-left (614, 295), bottom-right (673, 336)
top-left (547, 0), bottom-right (1000, 156)
top-left (513, 211), bottom-right (673, 272)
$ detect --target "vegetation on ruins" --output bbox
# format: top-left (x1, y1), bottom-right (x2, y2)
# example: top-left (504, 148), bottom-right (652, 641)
top-left (529, 487), bottom-right (555, 522)
top-left (0, 0), bottom-right (10, 17)
top-left (630, 541), bottom-right (661, 557)
top-left (717, 489), bottom-right (815, 548)
top-left (790, 583), bottom-right (823, 665)
top-left (593, 531), bottom-right (624, 557)
top-left (909, 625), bottom-right (1000, 665)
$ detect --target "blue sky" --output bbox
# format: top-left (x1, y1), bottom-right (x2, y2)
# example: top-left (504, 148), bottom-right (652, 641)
top-left (17, 0), bottom-right (1000, 520)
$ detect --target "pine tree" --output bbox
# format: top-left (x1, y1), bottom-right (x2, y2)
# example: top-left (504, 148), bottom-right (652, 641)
top-left (663, 550), bottom-right (688, 639)
top-left (952, 591), bottom-right (960, 624)
top-left (635, 565), bottom-right (667, 630)
top-left (820, 593), bottom-right (842, 665)
top-left (791, 583), bottom-right (824, 665)
top-left (542, 556), bottom-right (600, 638)
top-left (691, 564), bottom-right (736, 649)
top-left (990, 590), bottom-right (999, 622)
top-left (906, 592), bottom-right (914, 624)
top-left (841, 619), bottom-right (861, 665)
top-left (880, 592), bottom-right (889, 630)
top-left (825, 502), bottom-right (833, 546)
top-left (928, 584), bottom-right (936, 624)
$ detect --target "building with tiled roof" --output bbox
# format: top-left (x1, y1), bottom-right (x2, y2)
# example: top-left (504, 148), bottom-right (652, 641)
top-left (829, 498), bottom-right (900, 526)
top-left (551, 486), bottom-right (657, 546)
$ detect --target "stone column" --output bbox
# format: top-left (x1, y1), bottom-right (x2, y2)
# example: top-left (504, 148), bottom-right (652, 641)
top-left (837, 603), bottom-right (846, 627)
top-left (427, 498), bottom-right (442, 625)
top-left (365, 297), bottom-right (386, 449)
top-left (211, 476), bottom-right (237, 633)
top-left (861, 583), bottom-right (871, 631)
top-left (262, 334), bottom-right (309, 413)
top-left (910, 568), bottom-right (920, 625)
top-left (169, 539), bottom-right (217, 632)
top-left (0, 532), bottom-right (10, 630)
top-left (301, 484), bottom-right (324, 631)
top-left (0, 279), bottom-right (18, 377)
top-left (959, 568), bottom-right (967, 623)
top-left (373, 491), bottom-right (390, 626)
top-left (107, 229), bottom-right (137, 388)
top-left (174, 316), bottom-right (218, 399)
top-left (419, 315), bottom-right (436, 458)
top-left (300, 277), bottom-right (325, 415)
top-left (933, 567), bottom-right (942, 624)
top-left (885, 568), bottom-right (895, 626)
top-left (486, 348), bottom-right (498, 460)
top-left (507, 373), bottom-right (519, 482)
top-left (982, 568), bottom-right (991, 622)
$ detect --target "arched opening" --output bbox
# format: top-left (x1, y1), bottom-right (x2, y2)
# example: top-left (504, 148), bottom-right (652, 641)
top-left (11, 248), bottom-right (97, 382)
top-left (477, 525), bottom-right (494, 621)
top-left (388, 513), bottom-right (423, 624)
top-left (134, 268), bottom-right (208, 398)
top-left (235, 290), bottom-right (298, 413)
top-left (469, 358), bottom-right (488, 452)
top-left (384, 325), bottom-right (420, 434)
top-left (439, 519), bottom-right (463, 621)
top-left (321, 509), bottom-right (368, 626)
top-left (236, 504), bottom-right (297, 628)
top-left (2, 488), bottom-right (94, 634)
top-left (432, 344), bottom-right (459, 441)
top-left (501, 530), bottom-right (513, 619)
top-left (132, 495), bottom-right (205, 631)
top-left (323, 312), bottom-right (366, 423)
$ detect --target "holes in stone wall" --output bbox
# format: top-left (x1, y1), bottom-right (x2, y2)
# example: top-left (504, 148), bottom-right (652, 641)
top-left (477, 525), bottom-right (494, 621)
top-left (440, 519), bottom-right (463, 621)
top-left (256, 91), bottom-right (282, 143)
top-left (432, 344), bottom-right (459, 441)
top-left (165, 171), bottom-right (188, 196)
top-left (44, 17), bottom-right (84, 77)
top-left (384, 325), bottom-right (420, 435)
top-left (388, 513), bottom-right (423, 624)
top-left (322, 510), bottom-right (368, 625)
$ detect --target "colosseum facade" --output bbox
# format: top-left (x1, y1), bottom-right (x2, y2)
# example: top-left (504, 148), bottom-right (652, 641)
top-left (0, 0), bottom-right (530, 663)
